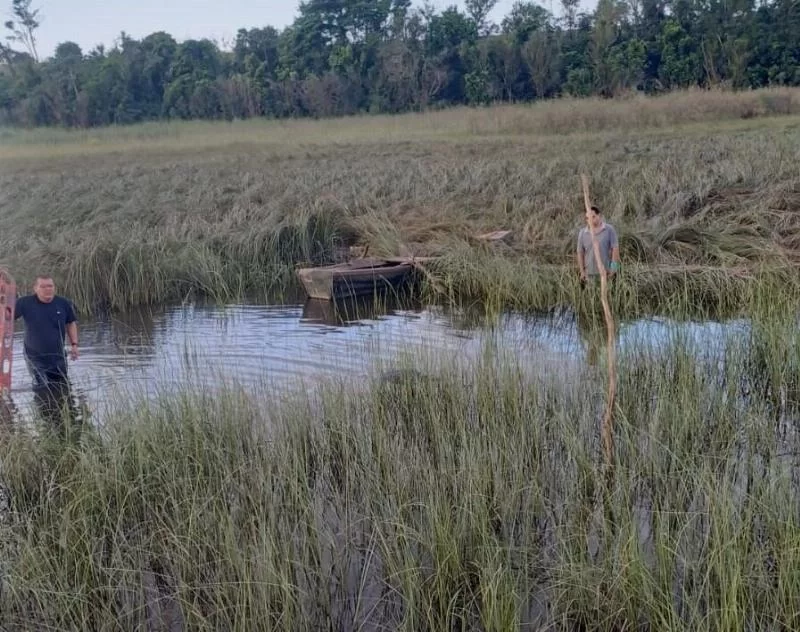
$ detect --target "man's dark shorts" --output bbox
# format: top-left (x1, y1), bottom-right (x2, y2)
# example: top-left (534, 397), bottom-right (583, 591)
top-left (25, 355), bottom-right (68, 391)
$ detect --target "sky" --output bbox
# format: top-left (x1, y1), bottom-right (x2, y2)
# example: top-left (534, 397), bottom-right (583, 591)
top-left (27, 0), bottom-right (585, 60)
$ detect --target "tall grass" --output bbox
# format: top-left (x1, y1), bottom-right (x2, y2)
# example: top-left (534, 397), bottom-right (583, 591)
top-left (426, 248), bottom-right (800, 320)
top-left (1, 87), bottom-right (798, 151)
top-left (1, 305), bottom-right (800, 629)
top-left (1, 88), bottom-right (800, 312)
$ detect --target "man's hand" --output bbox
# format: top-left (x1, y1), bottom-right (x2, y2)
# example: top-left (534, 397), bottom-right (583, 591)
top-left (69, 343), bottom-right (79, 361)
top-left (579, 270), bottom-right (587, 282)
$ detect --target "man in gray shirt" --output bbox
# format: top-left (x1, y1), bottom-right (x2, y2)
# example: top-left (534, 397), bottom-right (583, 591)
top-left (576, 205), bottom-right (620, 282)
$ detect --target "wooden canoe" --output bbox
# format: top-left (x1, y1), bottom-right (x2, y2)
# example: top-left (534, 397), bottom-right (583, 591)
top-left (296, 257), bottom-right (419, 301)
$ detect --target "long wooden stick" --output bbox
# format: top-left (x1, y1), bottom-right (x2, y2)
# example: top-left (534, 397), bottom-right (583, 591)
top-left (581, 174), bottom-right (616, 467)
top-left (0, 268), bottom-right (16, 395)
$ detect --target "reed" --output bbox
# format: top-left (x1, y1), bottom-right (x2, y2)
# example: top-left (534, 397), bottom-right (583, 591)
top-left (1, 305), bottom-right (800, 629)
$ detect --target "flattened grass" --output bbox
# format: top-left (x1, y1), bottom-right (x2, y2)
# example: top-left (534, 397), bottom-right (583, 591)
top-left (1, 88), bottom-right (799, 313)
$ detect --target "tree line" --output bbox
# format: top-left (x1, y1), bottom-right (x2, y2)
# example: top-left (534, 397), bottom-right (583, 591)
top-left (0, 0), bottom-right (798, 128)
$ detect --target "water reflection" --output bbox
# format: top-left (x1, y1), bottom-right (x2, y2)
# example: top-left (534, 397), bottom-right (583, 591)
top-left (31, 379), bottom-right (90, 439)
top-left (1, 377), bottom-right (90, 439)
top-left (83, 305), bottom-right (159, 358)
top-left (1, 298), bottom-right (750, 425)
top-left (575, 306), bottom-right (614, 368)
top-left (301, 295), bottom-right (424, 328)
top-left (429, 301), bottom-right (497, 334)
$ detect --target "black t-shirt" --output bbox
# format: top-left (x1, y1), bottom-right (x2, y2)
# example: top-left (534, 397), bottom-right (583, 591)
top-left (14, 295), bottom-right (77, 367)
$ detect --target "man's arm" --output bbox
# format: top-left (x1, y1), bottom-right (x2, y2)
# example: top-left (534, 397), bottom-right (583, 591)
top-left (66, 321), bottom-right (78, 360)
top-left (66, 321), bottom-right (78, 347)
top-left (65, 301), bottom-right (79, 359)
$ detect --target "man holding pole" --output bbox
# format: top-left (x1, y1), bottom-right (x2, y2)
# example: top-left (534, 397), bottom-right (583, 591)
top-left (578, 179), bottom-right (618, 467)
top-left (575, 204), bottom-right (620, 367)
top-left (576, 205), bottom-right (620, 283)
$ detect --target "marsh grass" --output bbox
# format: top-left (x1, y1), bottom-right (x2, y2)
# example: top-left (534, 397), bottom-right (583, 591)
top-left (1, 89), bottom-right (800, 313)
top-left (426, 248), bottom-right (800, 321)
top-left (1, 305), bottom-right (800, 630)
top-left (1, 87), bottom-right (798, 152)
top-left (47, 208), bottom-right (342, 310)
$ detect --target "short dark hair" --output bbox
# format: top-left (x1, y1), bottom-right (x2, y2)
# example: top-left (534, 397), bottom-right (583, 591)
top-left (34, 275), bottom-right (53, 284)
top-left (589, 205), bottom-right (601, 215)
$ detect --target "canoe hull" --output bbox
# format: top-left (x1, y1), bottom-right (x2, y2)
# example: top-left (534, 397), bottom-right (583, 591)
top-left (296, 260), bottom-right (415, 301)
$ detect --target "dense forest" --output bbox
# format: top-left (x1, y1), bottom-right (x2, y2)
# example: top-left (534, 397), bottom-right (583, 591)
top-left (0, 0), bottom-right (798, 128)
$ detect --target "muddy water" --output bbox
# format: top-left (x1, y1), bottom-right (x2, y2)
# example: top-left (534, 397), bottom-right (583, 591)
top-left (3, 297), bottom-right (748, 425)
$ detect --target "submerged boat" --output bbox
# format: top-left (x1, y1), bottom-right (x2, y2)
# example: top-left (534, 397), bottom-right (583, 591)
top-left (296, 257), bottom-right (422, 301)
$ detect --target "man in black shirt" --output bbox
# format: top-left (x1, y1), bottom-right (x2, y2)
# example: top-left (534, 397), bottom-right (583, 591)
top-left (14, 275), bottom-right (79, 390)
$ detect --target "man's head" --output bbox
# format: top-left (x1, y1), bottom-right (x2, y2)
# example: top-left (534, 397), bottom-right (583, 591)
top-left (585, 205), bottom-right (603, 229)
top-left (33, 276), bottom-right (56, 303)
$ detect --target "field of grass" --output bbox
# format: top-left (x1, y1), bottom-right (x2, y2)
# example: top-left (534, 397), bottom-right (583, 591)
top-left (2, 88), bottom-right (800, 629)
top-left (1, 87), bottom-right (800, 314)
top-left (1, 298), bottom-right (800, 630)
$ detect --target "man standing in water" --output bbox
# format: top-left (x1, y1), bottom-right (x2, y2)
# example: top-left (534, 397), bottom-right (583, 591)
top-left (576, 206), bottom-right (620, 366)
top-left (576, 205), bottom-right (620, 283)
top-left (14, 275), bottom-right (79, 391)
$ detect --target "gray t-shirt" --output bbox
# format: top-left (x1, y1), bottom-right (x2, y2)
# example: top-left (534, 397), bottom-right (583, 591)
top-left (577, 223), bottom-right (619, 276)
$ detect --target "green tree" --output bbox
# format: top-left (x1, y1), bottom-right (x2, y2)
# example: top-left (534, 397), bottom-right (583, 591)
top-left (234, 27), bottom-right (280, 79)
top-left (0, 0), bottom-right (796, 128)
top-left (522, 30), bottom-right (562, 97)
top-left (478, 35), bottom-right (526, 100)
top-left (4, 0), bottom-right (39, 61)
top-left (501, 1), bottom-right (552, 44)
top-left (465, 0), bottom-right (498, 36)
top-left (657, 18), bottom-right (701, 88)
top-left (163, 39), bottom-right (220, 118)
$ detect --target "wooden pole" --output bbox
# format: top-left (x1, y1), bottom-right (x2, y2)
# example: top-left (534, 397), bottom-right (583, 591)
top-left (581, 175), bottom-right (616, 467)
top-left (0, 268), bottom-right (16, 395)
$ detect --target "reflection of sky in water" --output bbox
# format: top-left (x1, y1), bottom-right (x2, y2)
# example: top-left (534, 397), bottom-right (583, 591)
top-left (4, 301), bottom-right (751, 422)
top-left (618, 316), bottom-right (750, 353)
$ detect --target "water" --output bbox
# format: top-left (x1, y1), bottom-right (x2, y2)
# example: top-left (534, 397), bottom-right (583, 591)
top-left (3, 297), bottom-right (750, 425)
top-left (0, 297), bottom-right (770, 629)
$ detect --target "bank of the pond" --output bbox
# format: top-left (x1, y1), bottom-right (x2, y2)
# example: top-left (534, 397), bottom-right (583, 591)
top-left (427, 254), bottom-right (800, 319)
top-left (16, 250), bottom-right (800, 321)
top-left (1, 319), bottom-right (800, 630)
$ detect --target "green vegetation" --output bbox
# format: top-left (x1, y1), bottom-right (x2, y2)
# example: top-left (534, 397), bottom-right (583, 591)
top-left (2, 3), bottom-right (799, 627)
top-left (2, 90), bottom-right (800, 314)
top-left (1, 299), bottom-right (800, 630)
top-left (0, 0), bottom-right (798, 127)
top-left (2, 32), bottom-right (800, 625)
